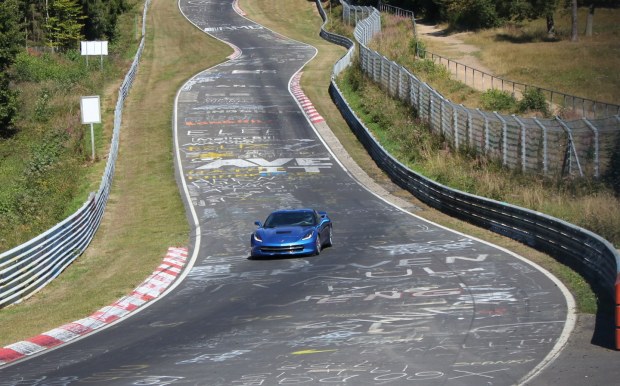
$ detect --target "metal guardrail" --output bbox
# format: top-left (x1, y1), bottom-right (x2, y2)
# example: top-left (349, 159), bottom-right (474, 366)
top-left (345, 1), bottom-right (620, 179)
top-left (0, 0), bottom-right (152, 308)
top-left (316, 0), bottom-right (620, 349)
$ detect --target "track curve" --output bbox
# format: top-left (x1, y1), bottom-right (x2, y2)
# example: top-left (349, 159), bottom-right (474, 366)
top-left (0, 1), bottom-right (573, 385)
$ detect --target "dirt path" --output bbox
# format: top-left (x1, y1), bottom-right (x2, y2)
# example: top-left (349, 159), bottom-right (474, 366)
top-left (415, 22), bottom-right (497, 92)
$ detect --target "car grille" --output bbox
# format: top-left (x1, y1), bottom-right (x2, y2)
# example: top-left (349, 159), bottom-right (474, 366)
top-left (261, 245), bottom-right (304, 253)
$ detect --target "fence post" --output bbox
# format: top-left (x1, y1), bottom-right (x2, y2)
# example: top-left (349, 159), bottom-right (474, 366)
top-left (466, 105), bottom-right (473, 148)
top-left (398, 66), bottom-right (404, 101)
top-left (477, 109), bottom-right (489, 153)
top-left (494, 112), bottom-right (507, 166)
top-left (439, 96), bottom-right (444, 136)
top-left (534, 118), bottom-right (549, 176)
top-left (582, 118), bottom-right (600, 178)
top-left (416, 80), bottom-right (422, 115)
top-left (464, 64), bottom-right (467, 86)
top-left (557, 117), bottom-right (584, 177)
top-left (429, 91), bottom-right (435, 133)
top-left (513, 115), bottom-right (527, 173)
top-left (454, 105), bottom-right (459, 149)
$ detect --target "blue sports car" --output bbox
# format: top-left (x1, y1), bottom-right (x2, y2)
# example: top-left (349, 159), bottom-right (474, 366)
top-left (250, 209), bottom-right (332, 258)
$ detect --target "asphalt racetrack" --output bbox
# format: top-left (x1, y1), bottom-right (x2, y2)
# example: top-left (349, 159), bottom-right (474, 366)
top-left (0, 1), bottom-right (574, 385)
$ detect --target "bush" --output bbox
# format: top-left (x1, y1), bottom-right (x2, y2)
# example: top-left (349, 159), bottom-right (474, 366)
top-left (34, 89), bottom-right (52, 123)
top-left (0, 73), bottom-right (18, 136)
top-left (411, 38), bottom-right (426, 58)
top-left (446, 0), bottom-right (502, 31)
top-left (518, 87), bottom-right (549, 115)
top-left (480, 89), bottom-right (517, 112)
top-left (344, 58), bottom-right (365, 92)
top-left (13, 52), bottom-right (88, 85)
top-left (412, 59), bottom-right (450, 81)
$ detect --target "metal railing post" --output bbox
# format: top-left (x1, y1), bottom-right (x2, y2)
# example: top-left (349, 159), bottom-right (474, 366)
top-left (534, 118), bottom-right (548, 175)
top-left (557, 117), bottom-right (584, 177)
top-left (494, 112), bottom-right (507, 166)
top-left (582, 118), bottom-right (599, 178)
top-left (513, 115), bottom-right (527, 172)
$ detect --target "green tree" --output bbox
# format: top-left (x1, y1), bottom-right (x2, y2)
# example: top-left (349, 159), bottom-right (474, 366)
top-left (444, 0), bottom-right (503, 30)
top-left (0, 0), bottom-right (22, 70)
top-left (45, 0), bottom-right (86, 51)
top-left (507, 0), bottom-right (560, 38)
top-left (580, 0), bottom-right (619, 37)
top-left (0, 0), bottom-right (22, 136)
top-left (80, 0), bottom-right (129, 41)
top-left (0, 73), bottom-right (18, 137)
top-left (20, 0), bottom-right (48, 46)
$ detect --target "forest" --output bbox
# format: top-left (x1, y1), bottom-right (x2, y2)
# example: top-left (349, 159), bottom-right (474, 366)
top-left (1, 0), bottom-right (129, 136)
top-left (377, 0), bottom-right (618, 33)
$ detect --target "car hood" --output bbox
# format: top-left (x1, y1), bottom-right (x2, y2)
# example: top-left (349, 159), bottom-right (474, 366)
top-left (257, 226), bottom-right (314, 242)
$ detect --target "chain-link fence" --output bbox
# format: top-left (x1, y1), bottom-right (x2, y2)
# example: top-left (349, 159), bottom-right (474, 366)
top-left (343, 0), bottom-right (620, 179)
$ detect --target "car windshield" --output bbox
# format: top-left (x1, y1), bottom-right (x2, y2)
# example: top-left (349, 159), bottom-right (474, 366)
top-left (264, 211), bottom-right (316, 228)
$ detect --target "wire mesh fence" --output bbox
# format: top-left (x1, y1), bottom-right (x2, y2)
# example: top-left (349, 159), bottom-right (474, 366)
top-left (343, 0), bottom-right (620, 179)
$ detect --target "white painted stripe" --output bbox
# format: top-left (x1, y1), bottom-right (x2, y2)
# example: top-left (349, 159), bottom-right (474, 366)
top-left (73, 317), bottom-right (107, 330)
top-left (4, 341), bottom-right (45, 356)
top-left (42, 328), bottom-right (80, 343)
top-left (114, 295), bottom-right (147, 309)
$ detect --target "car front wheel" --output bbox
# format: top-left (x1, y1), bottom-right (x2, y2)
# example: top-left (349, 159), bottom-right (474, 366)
top-left (325, 226), bottom-right (333, 247)
top-left (315, 235), bottom-right (322, 255)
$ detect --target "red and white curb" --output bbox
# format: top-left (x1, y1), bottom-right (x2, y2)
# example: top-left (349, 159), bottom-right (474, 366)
top-left (291, 72), bottom-right (325, 124)
top-left (0, 247), bottom-right (188, 366)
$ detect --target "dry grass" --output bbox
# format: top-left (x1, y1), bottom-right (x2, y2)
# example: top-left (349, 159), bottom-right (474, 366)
top-left (456, 8), bottom-right (620, 104)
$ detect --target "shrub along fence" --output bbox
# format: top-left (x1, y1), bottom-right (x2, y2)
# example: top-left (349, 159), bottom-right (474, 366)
top-left (344, 1), bottom-right (620, 179)
top-left (319, 0), bottom-right (620, 349)
top-left (0, 0), bottom-right (152, 308)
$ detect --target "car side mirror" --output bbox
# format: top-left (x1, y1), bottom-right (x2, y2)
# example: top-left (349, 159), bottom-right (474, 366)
top-left (254, 221), bottom-right (262, 227)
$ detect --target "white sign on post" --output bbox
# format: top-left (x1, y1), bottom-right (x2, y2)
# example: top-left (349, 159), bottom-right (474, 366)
top-left (80, 41), bottom-right (109, 56)
top-left (80, 41), bottom-right (108, 68)
top-left (80, 96), bottom-right (101, 160)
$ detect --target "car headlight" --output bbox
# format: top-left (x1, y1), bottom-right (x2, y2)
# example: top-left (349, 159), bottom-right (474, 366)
top-left (253, 233), bottom-right (262, 242)
top-left (301, 231), bottom-right (314, 240)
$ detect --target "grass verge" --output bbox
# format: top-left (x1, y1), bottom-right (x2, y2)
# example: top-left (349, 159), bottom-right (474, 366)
top-left (0, 0), bottom-right (230, 347)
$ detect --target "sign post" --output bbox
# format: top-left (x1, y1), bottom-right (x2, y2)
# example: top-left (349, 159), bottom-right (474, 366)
top-left (80, 96), bottom-right (101, 161)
